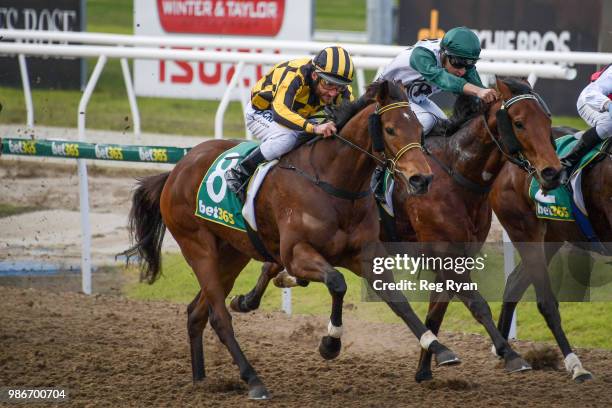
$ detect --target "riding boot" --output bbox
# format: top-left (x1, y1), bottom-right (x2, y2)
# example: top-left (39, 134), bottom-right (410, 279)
top-left (225, 146), bottom-right (266, 202)
top-left (559, 127), bottom-right (602, 184)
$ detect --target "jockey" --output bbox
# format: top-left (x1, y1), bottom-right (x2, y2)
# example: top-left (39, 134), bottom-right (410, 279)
top-left (379, 26), bottom-right (498, 135)
top-left (560, 64), bottom-right (612, 176)
top-left (225, 46), bottom-right (354, 199)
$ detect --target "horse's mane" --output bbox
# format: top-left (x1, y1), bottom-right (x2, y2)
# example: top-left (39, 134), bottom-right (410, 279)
top-left (428, 77), bottom-right (533, 138)
top-left (333, 80), bottom-right (406, 131)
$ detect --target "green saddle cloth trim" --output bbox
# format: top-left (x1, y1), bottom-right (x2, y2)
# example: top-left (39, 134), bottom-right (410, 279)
top-left (528, 134), bottom-right (608, 221)
top-left (195, 141), bottom-right (259, 231)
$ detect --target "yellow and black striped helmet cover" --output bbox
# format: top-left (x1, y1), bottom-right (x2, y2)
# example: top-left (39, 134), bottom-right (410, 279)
top-left (312, 46), bottom-right (354, 83)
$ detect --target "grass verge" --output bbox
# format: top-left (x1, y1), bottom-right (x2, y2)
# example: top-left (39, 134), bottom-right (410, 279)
top-left (0, 203), bottom-right (43, 218)
top-left (124, 252), bottom-right (612, 349)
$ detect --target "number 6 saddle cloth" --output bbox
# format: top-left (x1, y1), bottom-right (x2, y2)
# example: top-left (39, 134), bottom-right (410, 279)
top-left (196, 141), bottom-right (277, 232)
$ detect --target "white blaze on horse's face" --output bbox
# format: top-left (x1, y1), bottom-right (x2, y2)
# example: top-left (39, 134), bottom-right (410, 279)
top-left (403, 112), bottom-right (411, 121)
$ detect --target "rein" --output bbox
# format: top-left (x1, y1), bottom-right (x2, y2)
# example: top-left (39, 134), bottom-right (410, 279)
top-left (281, 100), bottom-right (421, 200)
top-left (424, 93), bottom-right (543, 194)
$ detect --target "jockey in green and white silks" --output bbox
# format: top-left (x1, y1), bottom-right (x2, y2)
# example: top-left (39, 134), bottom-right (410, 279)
top-left (379, 26), bottom-right (498, 135)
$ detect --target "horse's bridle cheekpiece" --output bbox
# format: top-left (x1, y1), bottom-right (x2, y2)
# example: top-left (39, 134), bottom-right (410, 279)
top-left (368, 101), bottom-right (422, 174)
top-left (485, 93), bottom-right (548, 174)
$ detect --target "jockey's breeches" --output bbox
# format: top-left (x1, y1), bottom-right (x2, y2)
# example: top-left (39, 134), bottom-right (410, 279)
top-left (245, 103), bottom-right (301, 160)
top-left (577, 96), bottom-right (612, 139)
top-left (410, 97), bottom-right (448, 135)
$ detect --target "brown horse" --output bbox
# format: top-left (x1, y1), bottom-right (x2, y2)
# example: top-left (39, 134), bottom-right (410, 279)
top-left (124, 80), bottom-right (464, 400)
top-left (231, 78), bottom-right (562, 381)
top-left (396, 78), bottom-right (563, 382)
top-left (490, 129), bottom-right (611, 382)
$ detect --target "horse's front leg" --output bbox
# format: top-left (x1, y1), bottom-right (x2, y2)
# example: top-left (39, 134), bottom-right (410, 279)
top-left (517, 243), bottom-right (593, 382)
top-left (346, 248), bottom-right (461, 373)
top-left (286, 241), bottom-right (347, 360)
top-left (414, 275), bottom-right (453, 383)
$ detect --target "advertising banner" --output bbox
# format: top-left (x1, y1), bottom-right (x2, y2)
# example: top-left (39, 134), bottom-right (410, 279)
top-left (134, 0), bottom-right (313, 100)
top-left (398, 0), bottom-right (608, 115)
top-left (0, 0), bottom-right (85, 89)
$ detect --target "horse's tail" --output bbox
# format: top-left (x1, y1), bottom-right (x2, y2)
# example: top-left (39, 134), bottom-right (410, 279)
top-left (122, 172), bottom-right (170, 284)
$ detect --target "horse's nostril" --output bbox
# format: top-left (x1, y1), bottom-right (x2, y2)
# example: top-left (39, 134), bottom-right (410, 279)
top-left (409, 174), bottom-right (433, 192)
top-left (541, 167), bottom-right (559, 181)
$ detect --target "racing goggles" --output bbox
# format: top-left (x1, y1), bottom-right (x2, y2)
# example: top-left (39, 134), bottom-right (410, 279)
top-left (447, 55), bottom-right (477, 70)
top-left (318, 76), bottom-right (348, 92)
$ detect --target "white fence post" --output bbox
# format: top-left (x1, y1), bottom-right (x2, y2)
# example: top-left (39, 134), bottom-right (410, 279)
top-left (503, 229), bottom-right (518, 339)
top-left (17, 53), bottom-right (34, 131)
top-left (282, 288), bottom-right (292, 315)
top-left (77, 55), bottom-right (107, 295)
top-left (215, 61), bottom-right (245, 139)
top-left (120, 57), bottom-right (141, 141)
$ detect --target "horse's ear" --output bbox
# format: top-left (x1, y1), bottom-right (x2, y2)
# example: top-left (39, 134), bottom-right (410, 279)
top-left (495, 77), bottom-right (512, 99)
top-left (377, 80), bottom-right (390, 104)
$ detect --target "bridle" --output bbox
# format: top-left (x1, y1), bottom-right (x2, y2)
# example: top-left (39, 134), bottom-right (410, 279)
top-left (281, 99), bottom-right (423, 200)
top-left (334, 101), bottom-right (422, 174)
top-left (483, 93), bottom-right (551, 175)
top-left (423, 92), bottom-right (550, 195)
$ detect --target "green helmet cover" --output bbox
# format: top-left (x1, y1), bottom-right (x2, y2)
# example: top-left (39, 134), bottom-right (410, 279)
top-left (440, 27), bottom-right (481, 59)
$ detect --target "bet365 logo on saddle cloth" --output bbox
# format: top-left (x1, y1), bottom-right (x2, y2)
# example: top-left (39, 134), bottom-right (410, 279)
top-left (195, 141), bottom-right (259, 231)
top-left (529, 135), bottom-right (605, 222)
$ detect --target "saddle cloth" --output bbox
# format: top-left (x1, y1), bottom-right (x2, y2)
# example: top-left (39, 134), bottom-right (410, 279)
top-left (529, 134), bottom-right (609, 221)
top-left (195, 141), bottom-right (277, 232)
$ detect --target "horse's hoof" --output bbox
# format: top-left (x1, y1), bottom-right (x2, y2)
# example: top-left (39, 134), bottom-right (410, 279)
top-left (229, 295), bottom-right (250, 313)
top-left (319, 336), bottom-right (341, 360)
top-left (296, 278), bottom-right (310, 287)
top-left (573, 371), bottom-right (594, 383)
top-left (415, 369), bottom-right (433, 383)
top-left (505, 354), bottom-right (532, 373)
top-left (435, 349), bottom-right (461, 367)
top-left (248, 384), bottom-right (271, 400)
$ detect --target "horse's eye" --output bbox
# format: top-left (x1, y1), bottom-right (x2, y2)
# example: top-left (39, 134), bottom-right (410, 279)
top-left (514, 121), bottom-right (524, 130)
top-left (385, 127), bottom-right (395, 135)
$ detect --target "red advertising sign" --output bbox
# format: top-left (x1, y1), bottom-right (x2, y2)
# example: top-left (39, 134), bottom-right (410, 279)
top-left (156, 0), bottom-right (285, 36)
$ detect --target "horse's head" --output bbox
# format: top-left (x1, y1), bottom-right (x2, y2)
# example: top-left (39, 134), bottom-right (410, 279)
top-left (366, 80), bottom-right (433, 194)
top-left (485, 77), bottom-right (561, 190)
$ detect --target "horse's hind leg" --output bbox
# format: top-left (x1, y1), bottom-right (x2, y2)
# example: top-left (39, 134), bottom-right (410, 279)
top-left (497, 242), bottom-right (561, 339)
top-left (498, 261), bottom-right (531, 340)
top-left (183, 234), bottom-right (268, 399)
top-left (187, 289), bottom-right (209, 381)
top-left (449, 271), bottom-right (531, 373)
top-left (230, 262), bottom-right (283, 313)
top-left (187, 242), bottom-right (250, 383)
